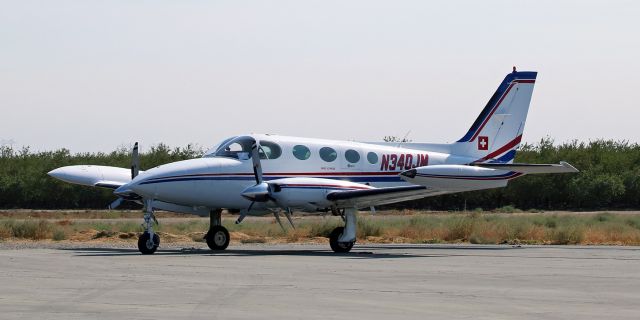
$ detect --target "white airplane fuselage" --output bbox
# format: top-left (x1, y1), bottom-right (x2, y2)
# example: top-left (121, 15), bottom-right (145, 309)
top-left (125, 134), bottom-right (475, 211)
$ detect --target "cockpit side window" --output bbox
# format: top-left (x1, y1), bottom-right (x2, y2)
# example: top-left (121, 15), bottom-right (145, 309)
top-left (210, 136), bottom-right (254, 159)
top-left (203, 136), bottom-right (237, 158)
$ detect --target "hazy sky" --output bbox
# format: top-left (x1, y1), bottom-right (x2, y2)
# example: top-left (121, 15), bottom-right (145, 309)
top-left (1, 0), bottom-right (639, 152)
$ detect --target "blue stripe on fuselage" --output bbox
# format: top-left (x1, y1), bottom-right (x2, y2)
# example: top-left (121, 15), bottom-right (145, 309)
top-left (139, 175), bottom-right (404, 185)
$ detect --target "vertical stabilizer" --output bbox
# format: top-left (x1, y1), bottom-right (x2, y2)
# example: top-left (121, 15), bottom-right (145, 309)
top-left (452, 70), bottom-right (537, 163)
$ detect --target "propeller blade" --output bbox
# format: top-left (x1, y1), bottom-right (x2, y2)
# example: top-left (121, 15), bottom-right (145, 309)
top-left (131, 142), bottom-right (140, 179)
top-left (273, 211), bottom-right (286, 232)
top-left (108, 197), bottom-right (124, 210)
top-left (235, 208), bottom-right (249, 224)
top-left (250, 141), bottom-right (263, 184)
top-left (283, 208), bottom-right (295, 229)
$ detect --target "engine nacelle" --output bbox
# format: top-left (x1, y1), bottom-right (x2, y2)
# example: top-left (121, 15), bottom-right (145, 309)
top-left (269, 178), bottom-right (373, 211)
top-left (400, 164), bottom-right (521, 191)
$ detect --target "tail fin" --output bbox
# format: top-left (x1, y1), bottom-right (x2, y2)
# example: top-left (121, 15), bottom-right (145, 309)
top-left (453, 70), bottom-right (537, 163)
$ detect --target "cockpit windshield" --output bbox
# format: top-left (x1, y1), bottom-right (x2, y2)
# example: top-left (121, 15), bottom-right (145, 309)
top-left (202, 136), bottom-right (282, 160)
top-left (203, 136), bottom-right (254, 160)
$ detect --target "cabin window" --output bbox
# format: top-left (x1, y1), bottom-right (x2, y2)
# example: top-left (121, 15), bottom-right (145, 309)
top-left (292, 145), bottom-right (311, 160)
top-left (345, 149), bottom-right (360, 163)
top-left (319, 147), bottom-right (337, 162)
top-left (258, 141), bottom-right (282, 160)
top-left (367, 152), bottom-right (378, 164)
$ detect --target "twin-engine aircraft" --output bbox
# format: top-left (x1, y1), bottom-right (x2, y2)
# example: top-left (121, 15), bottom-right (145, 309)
top-left (48, 69), bottom-right (578, 254)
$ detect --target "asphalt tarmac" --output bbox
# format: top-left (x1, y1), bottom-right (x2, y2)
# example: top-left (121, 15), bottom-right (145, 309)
top-left (1, 244), bottom-right (638, 320)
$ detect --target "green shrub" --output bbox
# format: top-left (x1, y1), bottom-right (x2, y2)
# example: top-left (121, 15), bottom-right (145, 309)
top-left (7, 220), bottom-right (52, 240)
top-left (594, 212), bottom-right (614, 222)
top-left (444, 216), bottom-right (474, 241)
top-left (357, 218), bottom-right (383, 237)
top-left (553, 225), bottom-right (584, 244)
top-left (308, 219), bottom-right (340, 237)
top-left (495, 205), bottom-right (521, 213)
top-left (52, 229), bottom-right (67, 241)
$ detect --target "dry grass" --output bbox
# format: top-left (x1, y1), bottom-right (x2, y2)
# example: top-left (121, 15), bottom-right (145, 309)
top-left (2, 211), bottom-right (640, 245)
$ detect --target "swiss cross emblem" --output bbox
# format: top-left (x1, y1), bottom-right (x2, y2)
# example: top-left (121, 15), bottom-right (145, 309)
top-left (478, 136), bottom-right (489, 150)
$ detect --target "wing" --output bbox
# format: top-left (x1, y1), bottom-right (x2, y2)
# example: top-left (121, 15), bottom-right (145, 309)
top-left (327, 185), bottom-right (448, 209)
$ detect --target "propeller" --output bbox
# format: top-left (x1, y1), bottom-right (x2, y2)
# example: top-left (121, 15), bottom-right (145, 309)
top-left (108, 197), bottom-right (124, 210)
top-left (109, 142), bottom-right (140, 210)
top-left (131, 142), bottom-right (139, 179)
top-left (238, 140), bottom-right (294, 231)
top-left (241, 141), bottom-right (271, 204)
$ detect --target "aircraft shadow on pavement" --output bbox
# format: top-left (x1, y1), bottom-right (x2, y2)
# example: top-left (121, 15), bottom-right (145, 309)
top-left (61, 244), bottom-right (640, 260)
top-left (61, 246), bottom-right (423, 259)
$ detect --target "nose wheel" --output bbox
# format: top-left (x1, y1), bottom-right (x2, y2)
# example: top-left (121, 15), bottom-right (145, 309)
top-left (138, 232), bottom-right (160, 254)
top-left (138, 199), bottom-right (160, 254)
top-left (204, 209), bottom-right (230, 251)
top-left (205, 225), bottom-right (230, 250)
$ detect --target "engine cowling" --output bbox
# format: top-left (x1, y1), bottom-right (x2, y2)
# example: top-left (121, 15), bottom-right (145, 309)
top-left (268, 177), bottom-right (373, 211)
top-left (400, 164), bottom-right (521, 191)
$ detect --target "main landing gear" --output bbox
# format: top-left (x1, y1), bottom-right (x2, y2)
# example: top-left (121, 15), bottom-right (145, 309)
top-left (329, 208), bottom-right (357, 253)
top-left (138, 200), bottom-right (159, 254)
top-left (204, 209), bottom-right (230, 251)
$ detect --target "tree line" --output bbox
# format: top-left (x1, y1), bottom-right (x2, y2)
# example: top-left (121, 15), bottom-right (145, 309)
top-left (0, 138), bottom-right (638, 210)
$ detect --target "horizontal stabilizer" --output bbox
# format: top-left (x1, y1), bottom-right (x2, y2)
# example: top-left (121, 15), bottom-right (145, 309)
top-left (473, 161), bottom-right (578, 174)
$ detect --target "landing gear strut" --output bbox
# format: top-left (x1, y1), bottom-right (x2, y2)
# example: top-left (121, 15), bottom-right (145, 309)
top-left (205, 209), bottom-right (230, 250)
top-left (138, 200), bottom-right (159, 254)
top-left (329, 208), bottom-right (357, 253)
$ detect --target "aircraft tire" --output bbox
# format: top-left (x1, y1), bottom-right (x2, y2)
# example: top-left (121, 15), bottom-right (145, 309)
top-left (206, 225), bottom-right (230, 250)
top-left (138, 232), bottom-right (160, 254)
top-left (329, 227), bottom-right (354, 253)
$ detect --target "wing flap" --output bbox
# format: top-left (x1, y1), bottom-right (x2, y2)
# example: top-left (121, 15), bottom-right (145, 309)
top-left (93, 181), bottom-right (127, 189)
top-left (327, 185), bottom-right (445, 208)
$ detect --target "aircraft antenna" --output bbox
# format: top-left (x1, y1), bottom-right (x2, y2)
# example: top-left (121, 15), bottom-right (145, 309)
top-left (397, 130), bottom-right (412, 148)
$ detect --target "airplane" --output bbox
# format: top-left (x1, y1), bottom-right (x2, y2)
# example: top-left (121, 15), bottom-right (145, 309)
top-left (48, 69), bottom-right (578, 254)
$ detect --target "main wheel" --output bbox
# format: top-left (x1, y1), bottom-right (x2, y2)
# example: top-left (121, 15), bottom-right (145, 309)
top-left (138, 232), bottom-right (160, 254)
top-left (329, 227), bottom-right (354, 253)
top-left (206, 225), bottom-right (230, 250)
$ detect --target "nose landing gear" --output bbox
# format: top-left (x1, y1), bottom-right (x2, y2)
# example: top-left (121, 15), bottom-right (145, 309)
top-left (138, 231), bottom-right (160, 254)
top-left (204, 209), bottom-right (230, 251)
top-left (138, 200), bottom-right (159, 254)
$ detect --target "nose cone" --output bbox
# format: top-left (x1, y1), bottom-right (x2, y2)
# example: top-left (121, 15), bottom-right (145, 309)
top-left (119, 173), bottom-right (154, 198)
top-left (124, 158), bottom-right (219, 199)
top-left (114, 183), bottom-right (134, 197)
